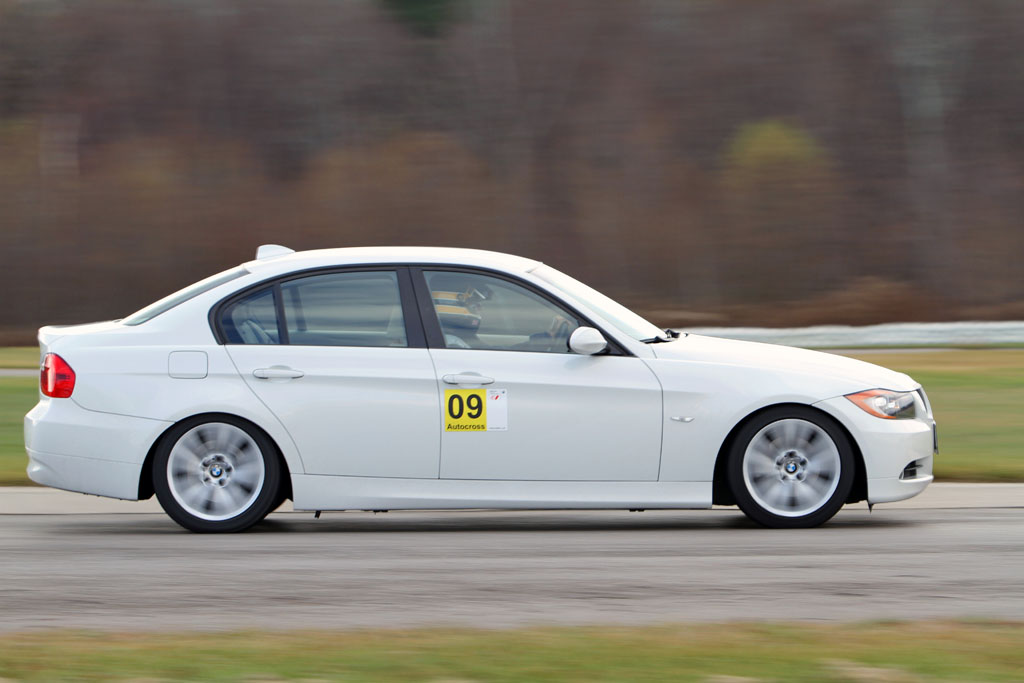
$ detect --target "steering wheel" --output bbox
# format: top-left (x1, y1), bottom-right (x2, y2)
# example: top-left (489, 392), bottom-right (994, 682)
top-left (518, 316), bottom-right (573, 352)
top-left (550, 317), bottom-right (572, 351)
top-left (444, 333), bottom-right (473, 349)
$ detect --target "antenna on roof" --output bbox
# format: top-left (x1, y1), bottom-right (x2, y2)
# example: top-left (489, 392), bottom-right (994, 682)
top-left (255, 244), bottom-right (295, 260)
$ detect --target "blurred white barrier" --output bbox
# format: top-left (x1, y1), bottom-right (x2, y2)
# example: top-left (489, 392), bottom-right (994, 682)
top-left (685, 321), bottom-right (1024, 348)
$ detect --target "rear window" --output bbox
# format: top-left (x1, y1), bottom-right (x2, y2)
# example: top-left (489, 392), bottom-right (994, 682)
top-left (122, 267), bottom-right (249, 326)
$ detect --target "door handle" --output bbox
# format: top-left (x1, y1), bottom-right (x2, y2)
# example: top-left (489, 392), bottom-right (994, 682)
top-left (442, 373), bottom-right (495, 385)
top-left (253, 366), bottom-right (304, 380)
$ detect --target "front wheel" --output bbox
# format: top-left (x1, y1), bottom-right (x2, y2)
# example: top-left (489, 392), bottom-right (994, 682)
top-left (153, 416), bottom-right (282, 533)
top-left (727, 407), bottom-right (854, 528)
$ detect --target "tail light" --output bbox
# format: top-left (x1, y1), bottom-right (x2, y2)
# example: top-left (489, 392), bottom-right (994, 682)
top-left (41, 353), bottom-right (75, 398)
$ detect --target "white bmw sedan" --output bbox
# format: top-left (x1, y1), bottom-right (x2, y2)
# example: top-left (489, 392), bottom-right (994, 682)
top-left (25, 246), bottom-right (936, 532)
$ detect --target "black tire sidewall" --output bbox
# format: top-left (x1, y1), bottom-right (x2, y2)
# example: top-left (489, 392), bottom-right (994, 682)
top-left (727, 406), bottom-right (854, 528)
top-left (153, 415), bottom-right (281, 533)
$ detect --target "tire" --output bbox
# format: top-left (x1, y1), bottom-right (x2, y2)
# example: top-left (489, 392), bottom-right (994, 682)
top-left (153, 415), bottom-right (282, 533)
top-left (727, 406), bottom-right (854, 528)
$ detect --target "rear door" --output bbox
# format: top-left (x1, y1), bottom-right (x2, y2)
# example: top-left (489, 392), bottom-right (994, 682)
top-left (220, 267), bottom-right (441, 478)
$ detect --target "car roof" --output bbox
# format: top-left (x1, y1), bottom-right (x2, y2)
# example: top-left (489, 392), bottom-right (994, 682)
top-left (242, 246), bottom-right (541, 277)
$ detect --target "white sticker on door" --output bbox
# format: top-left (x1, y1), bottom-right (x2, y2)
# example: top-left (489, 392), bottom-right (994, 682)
top-left (486, 389), bottom-right (508, 431)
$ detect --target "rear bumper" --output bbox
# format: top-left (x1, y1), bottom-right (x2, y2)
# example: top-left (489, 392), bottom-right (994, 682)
top-left (24, 397), bottom-right (170, 500)
top-left (27, 449), bottom-right (147, 500)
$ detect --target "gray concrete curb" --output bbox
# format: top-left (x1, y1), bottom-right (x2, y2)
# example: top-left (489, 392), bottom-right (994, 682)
top-left (0, 483), bottom-right (1019, 515)
top-left (0, 369), bottom-right (36, 377)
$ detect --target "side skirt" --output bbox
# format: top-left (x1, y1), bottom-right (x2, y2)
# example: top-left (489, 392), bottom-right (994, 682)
top-left (291, 474), bottom-right (713, 511)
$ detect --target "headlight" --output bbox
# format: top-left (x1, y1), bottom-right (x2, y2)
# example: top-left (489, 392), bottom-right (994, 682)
top-left (845, 389), bottom-right (917, 420)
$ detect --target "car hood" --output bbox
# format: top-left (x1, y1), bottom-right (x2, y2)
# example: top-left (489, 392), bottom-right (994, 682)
top-left (649, 334), bottom-right (919, 394)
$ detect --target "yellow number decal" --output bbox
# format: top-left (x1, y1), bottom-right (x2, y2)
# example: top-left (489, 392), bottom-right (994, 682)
top-left (445, 389), bottom-right (487, 432)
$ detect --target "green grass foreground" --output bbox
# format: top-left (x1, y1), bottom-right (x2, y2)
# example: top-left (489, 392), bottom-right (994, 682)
top-left (1, 349), bottom-right (1021, 485)
top-left (0, 622), bottom-right (1022, 681)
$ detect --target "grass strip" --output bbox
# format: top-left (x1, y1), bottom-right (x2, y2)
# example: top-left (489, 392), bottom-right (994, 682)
top-left (0, 377), bottom-right (36, 485)
top-left (0, 621), bottom-right (1022, 681)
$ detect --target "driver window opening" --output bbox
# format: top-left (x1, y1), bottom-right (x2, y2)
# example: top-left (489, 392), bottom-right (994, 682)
top-left (424, 271), bottom-right (580, 353)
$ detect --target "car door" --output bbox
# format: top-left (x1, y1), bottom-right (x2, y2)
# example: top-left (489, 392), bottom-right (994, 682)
top-left (220, 267), bottom-right (441, 479)
top-left (414, 267), bottom-right (663, 481)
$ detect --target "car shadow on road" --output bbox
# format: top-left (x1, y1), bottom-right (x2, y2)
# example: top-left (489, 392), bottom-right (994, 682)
top-left (39, 509), bottom-right (915, 535)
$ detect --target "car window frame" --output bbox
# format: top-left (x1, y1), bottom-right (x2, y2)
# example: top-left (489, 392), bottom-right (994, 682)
top-left (408, 266), bottom-right (629, 356)
top-left (209, 266), bottom-right (427, 348)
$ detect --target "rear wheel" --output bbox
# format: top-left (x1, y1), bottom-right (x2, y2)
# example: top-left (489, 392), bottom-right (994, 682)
top-left (153, 416), bottom-right (281, 533)
top-left (727, 407), bottom-right (854, 528)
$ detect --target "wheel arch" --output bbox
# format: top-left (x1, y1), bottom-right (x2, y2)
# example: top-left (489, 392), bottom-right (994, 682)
top-left (711, 402), bottom-right (866, 506)
top-left (137, 411), bottom-right (293, 502)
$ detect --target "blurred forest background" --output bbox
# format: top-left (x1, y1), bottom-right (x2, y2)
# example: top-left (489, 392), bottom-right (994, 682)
top-left (2, 0), bottom-right (1024, 343)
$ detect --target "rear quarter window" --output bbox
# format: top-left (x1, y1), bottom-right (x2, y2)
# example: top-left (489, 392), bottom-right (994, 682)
top-left (219, 287), bottom-right (280, 344)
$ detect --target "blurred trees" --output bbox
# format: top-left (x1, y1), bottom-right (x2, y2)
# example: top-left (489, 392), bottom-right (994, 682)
top-left (382, 0), bottom-right (465, 37)
top-left (719, 120), bottom-right (842, 305)
top-left (2, 0), bottom-right (1024, 341)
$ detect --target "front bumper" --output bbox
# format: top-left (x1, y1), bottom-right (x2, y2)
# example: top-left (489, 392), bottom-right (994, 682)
top-left (865, 461), bottom-right (934, 504)
top-left (814, 395), bottom-right (935, 505)
top-left (25, 397), bottom-right (170, 500)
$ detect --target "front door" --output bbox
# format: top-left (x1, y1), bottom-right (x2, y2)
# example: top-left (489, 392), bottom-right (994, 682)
top-left (418, 269), bottom-right (663, 481)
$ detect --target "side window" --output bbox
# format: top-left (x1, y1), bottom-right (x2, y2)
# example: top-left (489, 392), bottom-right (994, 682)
top-left (281, 271), bottom-right (407, 347)
top-left (220, 288), bottom-right (279, 345)
top-left (424, 271), bottom-right (580, 353)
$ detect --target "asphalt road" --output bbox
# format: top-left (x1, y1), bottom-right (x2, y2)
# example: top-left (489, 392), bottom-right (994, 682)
top-left (1, 505), bottom-right (1022, 631)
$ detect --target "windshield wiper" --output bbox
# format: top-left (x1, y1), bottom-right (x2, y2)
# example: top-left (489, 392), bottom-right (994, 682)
top-left (641, 328), bottom-right (683, 344)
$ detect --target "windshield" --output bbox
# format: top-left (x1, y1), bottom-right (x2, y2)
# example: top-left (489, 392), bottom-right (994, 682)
top-left (122, 266), bottom-right (249, 326)
top-left (531, 264), bottom-right (666, 342)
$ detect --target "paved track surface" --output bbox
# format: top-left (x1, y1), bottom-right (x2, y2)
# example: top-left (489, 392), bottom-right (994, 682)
top-left (2, 505), bottom-right (1022, 631)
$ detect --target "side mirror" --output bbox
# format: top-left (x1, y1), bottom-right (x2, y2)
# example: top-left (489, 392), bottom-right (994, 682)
top-left (569, 326), bottom-right (608, 355)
